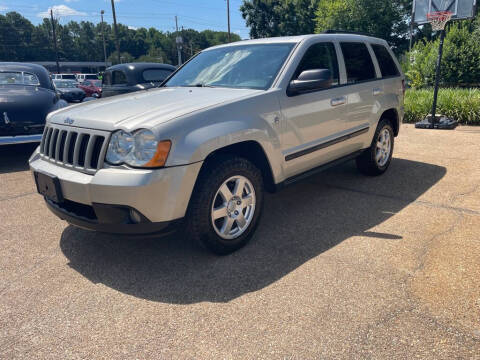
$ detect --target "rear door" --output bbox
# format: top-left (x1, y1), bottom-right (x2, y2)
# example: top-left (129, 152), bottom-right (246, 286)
top-left (370, 43), bottom-right (404, 119)
top-left (339, 42), bottom-right (380, 146)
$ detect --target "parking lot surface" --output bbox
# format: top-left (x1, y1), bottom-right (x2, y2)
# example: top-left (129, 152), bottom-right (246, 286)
top-left (1, 124), bottom-right (479, 359)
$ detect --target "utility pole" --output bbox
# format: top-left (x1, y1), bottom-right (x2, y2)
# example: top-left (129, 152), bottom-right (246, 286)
top-left (227, 0), bottom-right (231, 42)
top-left (50, 9), bottom-right (60, 74)
top-left (175, 16), bottom-right (182, 66)
top-left (101, 10), bottom-right (108, 68)
top-left (110, 0), bottom-right (121, 64)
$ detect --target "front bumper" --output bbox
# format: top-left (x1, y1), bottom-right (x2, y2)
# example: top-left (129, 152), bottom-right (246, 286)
top-left (29, 148), bottom-right (203, 233)
top-left (45, 198), bottom-right (182, 235)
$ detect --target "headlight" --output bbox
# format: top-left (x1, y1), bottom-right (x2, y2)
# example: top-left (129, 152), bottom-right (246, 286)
top-left (106, 129), bottom-right (171, 168)
top-left (106, 130), bottom-right (134, 164)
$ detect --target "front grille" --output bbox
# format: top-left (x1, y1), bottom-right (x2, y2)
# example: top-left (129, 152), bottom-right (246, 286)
top-left (39, 124), bottom-right (110, 174)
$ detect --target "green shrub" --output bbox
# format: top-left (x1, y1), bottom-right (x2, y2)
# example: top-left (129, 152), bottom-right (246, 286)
top-left (404, 88), bottom-right (480, 125)
top-left (404, 21), bottom-right (480, 88)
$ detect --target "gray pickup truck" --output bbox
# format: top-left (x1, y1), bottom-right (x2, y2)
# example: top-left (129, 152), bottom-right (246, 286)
top-left (29, 33), bottom-right (404, 254)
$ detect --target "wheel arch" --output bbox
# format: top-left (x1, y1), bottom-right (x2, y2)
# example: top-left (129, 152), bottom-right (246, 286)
top-left (201, 140), bottom-right (277, 193)
top-left (379, 108), bottom-right (399, 136)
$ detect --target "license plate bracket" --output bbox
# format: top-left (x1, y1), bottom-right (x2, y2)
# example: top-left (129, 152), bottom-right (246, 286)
top-left (34, 171), bottom-right (64, 203)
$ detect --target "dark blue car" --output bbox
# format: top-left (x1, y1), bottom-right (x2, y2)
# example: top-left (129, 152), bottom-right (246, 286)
top-left (0, 62), bottom-right (67, 145)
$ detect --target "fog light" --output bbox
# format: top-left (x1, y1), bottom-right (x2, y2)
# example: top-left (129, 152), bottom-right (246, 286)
top-left (129, 209), bottom-right (142, 224)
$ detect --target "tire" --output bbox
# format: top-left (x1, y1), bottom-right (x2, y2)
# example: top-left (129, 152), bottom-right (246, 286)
top-left (356, 119), bottom-right (394, 176)
top-left (185, 155), bottom-right (264, 255)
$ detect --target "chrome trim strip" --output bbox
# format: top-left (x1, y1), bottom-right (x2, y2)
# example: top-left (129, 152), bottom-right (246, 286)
top-left (285, 126), bottom-right (369, 161)
top-left (0, 134), bottom-right (43, 145)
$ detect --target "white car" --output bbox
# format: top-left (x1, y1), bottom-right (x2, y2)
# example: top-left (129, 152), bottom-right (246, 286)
top-left (30, 33), bottom-right (404, 254)
top-left (75, 74), bottom-right (99, 83)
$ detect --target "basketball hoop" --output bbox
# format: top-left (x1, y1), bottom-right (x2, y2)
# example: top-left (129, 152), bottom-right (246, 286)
top-left (427, 11), bottom-right (453, 31)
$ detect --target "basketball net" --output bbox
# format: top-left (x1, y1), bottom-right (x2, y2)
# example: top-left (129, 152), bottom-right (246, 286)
top-left (427, 11), bottom-right (453, 31)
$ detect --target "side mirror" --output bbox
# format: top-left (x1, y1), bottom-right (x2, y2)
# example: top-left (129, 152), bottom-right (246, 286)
top-left (288, 69), bottom-right (332, 96)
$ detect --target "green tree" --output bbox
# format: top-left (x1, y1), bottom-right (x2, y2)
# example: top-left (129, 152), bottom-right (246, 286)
top-left (0, 11), bottom-right (240, 65)
top-left (240, 0), bottom-right (319, 38)
top-left (405, 21), bottom-right (480, 88)
top-left (315, 0), bottom-right (410, 52)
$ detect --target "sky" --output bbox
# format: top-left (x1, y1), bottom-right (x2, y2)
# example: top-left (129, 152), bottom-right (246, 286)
top-left (0, 0), bottom-right (251, 39)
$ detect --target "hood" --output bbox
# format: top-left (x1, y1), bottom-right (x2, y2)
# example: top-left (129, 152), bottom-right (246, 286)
top-left (0, 84), bottom-right (50, 102)
top-left (48, 86), bottom-right (261, 131)
top-left (0, 85), bottom-right (53, 125)
top-left (57, 88), bottom-right (84, 94)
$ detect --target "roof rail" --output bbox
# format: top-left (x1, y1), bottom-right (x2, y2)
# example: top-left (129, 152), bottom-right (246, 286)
top-left (323, 29), bottom-right (376, 37)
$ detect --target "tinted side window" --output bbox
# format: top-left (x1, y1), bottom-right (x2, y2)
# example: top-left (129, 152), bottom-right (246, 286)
top-left (294, 42), bottom-right (339, 86)
top-left (371, 44), bottom-right (399, 78)
top-left (142, 69), bottom-right (172, 82)
top-left (340, 42), bottom-right (376, 83)
top-left (112, 70), bottom-right (127, 85)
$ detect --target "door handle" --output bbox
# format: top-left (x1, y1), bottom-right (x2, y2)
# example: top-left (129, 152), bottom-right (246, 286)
top-left (373, 87), bottom-right (383, 96)
top-left (330, 97), bottom-right (346, 107)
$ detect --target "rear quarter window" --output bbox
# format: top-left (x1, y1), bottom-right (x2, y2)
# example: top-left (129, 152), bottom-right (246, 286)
top-left (340, 42), bottom-right (376, 84)
top-left (371, 44), bottom-right (400, 78)
top-left (104, 70), bottom-right (127, 85)
top-left (142, 69), bottom-right (173, 82)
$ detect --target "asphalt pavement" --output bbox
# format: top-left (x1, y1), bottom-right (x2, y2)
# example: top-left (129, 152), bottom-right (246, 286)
top-left (1, 124), bottom-right (479, 359)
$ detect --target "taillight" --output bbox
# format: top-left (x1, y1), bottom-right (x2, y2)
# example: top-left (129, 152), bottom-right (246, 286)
top-left (401, 79), bottom-right (406, 96)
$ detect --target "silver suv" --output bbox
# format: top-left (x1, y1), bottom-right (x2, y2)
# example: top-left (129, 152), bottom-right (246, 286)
top-left (29, 33), bottom-right (404, 254)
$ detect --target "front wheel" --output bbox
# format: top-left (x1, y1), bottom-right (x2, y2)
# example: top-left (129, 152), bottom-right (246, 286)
top-left (356, 119), bottom-right (394, 176)
top-left (185, 156), bottom-right (264, 255)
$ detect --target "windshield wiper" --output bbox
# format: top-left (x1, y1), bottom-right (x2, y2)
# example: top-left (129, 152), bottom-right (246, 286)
top-left (185, 83), bottom-right (216, 88)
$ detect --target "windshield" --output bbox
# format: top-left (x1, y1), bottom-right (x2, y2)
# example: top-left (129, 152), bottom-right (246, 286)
top-left (54, 80), bottom-right (77, 88)
top-left (0, 71), bottom-right (40, 85)
top-left (90, 80), bottom-right (102, 86)
top-left (165, 43), bottom-right (295, 90)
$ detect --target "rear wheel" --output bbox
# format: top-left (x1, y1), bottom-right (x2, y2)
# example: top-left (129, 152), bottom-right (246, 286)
top-left (185, 156), bottom-right (264, 255)
top-left (356, 119), bottom-right (394, 176)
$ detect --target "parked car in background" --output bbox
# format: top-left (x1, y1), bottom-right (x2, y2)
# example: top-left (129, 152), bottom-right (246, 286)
top-left (51, 73), bottom-right (77, 81)
top-left (101, 63), bottom-right (175, 98)
top-left (29, 34), bottom-right (404, 254)
top-left (0, 62), bottom-right (67, 145)
top-left (76, 73), bottom-right (98, 83)
top-left (77, 79), bottom-right (102, 98)
top-left (53, 79), bottom-right (86, 102)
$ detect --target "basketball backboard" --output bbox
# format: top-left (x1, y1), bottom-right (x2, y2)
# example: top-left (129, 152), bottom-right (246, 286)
top-left (413, 0), bottom-right (477, 24)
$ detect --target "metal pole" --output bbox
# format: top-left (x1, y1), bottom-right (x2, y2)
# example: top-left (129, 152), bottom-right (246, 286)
top-left (409, 6), bottom-right (415, 52)
top-left (111, 0), bottom-right (121, 64)
top-left (50, 9), bottom-right (60, 74)
top-left (227, 0), bottom-right (231, 42)
top-left (175, 16), bottom-right (182, 66)
top-left (430, 29), bottom-right (446, 128)
top-left (101, 10), bottom-right (108, 68)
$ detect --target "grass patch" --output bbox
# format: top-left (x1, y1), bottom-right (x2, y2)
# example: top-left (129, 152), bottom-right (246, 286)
top-left (404, 88), bottom-right (480, 125)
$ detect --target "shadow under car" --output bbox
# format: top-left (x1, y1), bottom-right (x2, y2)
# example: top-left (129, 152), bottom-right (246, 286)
top-left (60, 158), bottom-right (446, 304)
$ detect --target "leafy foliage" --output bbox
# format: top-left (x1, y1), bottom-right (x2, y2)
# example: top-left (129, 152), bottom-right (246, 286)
top-left (240, 0), bottom-right (320, 38)
top-left (404, 88), bottom-right (480, 124)
top-left (0, 12), bottom-right (241, 65)
top-left (240, 0), bottom-right (411, 52)
top-left (403, 20), bottom-right (480, 88)
top-left (315, 0), bottom-right (411, 52)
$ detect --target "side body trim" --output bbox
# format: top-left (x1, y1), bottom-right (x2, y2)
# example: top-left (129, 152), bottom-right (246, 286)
top-left (285, 126), bottom-right (369, 161)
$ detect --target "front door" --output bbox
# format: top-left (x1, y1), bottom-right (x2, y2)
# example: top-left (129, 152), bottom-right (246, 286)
top-left (279, 42), bottom-right (349, 178)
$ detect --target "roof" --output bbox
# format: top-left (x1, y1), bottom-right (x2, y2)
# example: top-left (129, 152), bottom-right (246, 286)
top-left (0, 62), bottom-right (52, 88)
top-left (207, 33), bottom-right (387, 50)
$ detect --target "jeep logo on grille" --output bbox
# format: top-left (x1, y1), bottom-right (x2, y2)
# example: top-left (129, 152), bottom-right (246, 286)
top-left (64, 118), bottom-right (74, 125)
